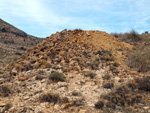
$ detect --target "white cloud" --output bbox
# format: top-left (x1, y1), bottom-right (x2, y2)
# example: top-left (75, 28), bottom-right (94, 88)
top-left (0, 0), bottom-right (150, 37)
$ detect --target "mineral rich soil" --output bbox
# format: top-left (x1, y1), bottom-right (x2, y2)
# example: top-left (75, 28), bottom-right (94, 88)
top-left (0, 29), bottom-right (149, 113)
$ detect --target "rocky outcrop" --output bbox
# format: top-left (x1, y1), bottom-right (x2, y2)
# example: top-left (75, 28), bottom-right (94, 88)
top-left (6, 29), bottom-right (131, 74)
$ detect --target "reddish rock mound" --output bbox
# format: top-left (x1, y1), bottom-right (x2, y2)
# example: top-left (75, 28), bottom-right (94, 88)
top-left (6, 29), bottom-right (131, 73)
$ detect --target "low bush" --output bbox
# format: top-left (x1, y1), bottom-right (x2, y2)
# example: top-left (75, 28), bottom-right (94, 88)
top-left (125, 30), bottom-right (142, 42)
top-left (72, 97), bottom-right (84, 106)
top-left (127, 45), bottom-right (150, 72)
top-left (72, 91), bottom-right (81, 96)
top-left (48, 71), bottom-right (65, 82)
top-left (100, 50), bottom-right (114, 61)
top-left (15, 52), bottom-right (22, 56)
top-left (35, 75), bottom-right (44, 80)
top-left (95, 100), bottom-right (104, 109)
top-left (103, 82), bottom-right (114, 89)
top-left (103, 74), bottom-right (111, 80)
top-left (39, 92), bottom-right (60, 103)
top-left (0, 85), bottom-right (12, 97)
top-left (95, 76), bottom-right (150, 110)
top-left (86, 72), bottom-right (96, 79)
top-left (90, 61), bottom-right (100, 70)
top-left (136, 76), bottom-right (150, 91)
top-left (111, 30), bottom-right (142, 43)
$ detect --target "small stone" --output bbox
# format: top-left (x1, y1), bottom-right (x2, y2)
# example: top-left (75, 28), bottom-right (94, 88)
top-left (41, 65), bottom-right (46, 69)
top-left (18, 75), bottom-right (27, 81)
top-left (76, 65), bottom-right (82, 72)
top-left (143, 106), bottom-right (150, 109)
top-left (63, 103), bottom-right (71, 109)
top-left (24, 96), bottom-right (30, 100)
top-left (41, 79), bottom-right (46, 83)
top-left (0, 79), bottom-right (4, 84)
top-left (79, 109), bottom-right (86, 113)
top-left (54, 104), bottom-right (59, 110)
top-left (86, 32), bottom-right (91, 36)
top-left (34, 106), bottom-right (42, 113)
top-left (11, 68), bottom-right (17, 74)
top-left (0, 70), bottom-right (4, 74)
top-left (68, 66), bottom-right (73, 72)
top-left (0, 102), bottom-right (6, 107)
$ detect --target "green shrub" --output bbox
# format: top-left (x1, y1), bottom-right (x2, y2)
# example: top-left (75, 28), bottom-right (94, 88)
top-left (103, 82), bottom-right (114, 89)
top-left (19, 47), bottom-right (26, 51)
top-left (15, 52), bottom-right (22, 56)
top-left (95, 100), bottom-right (104, 109)
top-left (39, 92), bottom-right (60, 103)
top-left (90, 61), bottom-right (100, 70)
top-left (100, 86), bottom-right (142, 108)
top-left (136, 76), bottom-right (150, 91)
top-left (96, 76), bottom-right (150, 110)
top-left (86, 72), bottom-right (96, 79)
top-left (111, 33), bottom-right (119, 38)
top-left (100, 49), bottom-right (114, 62)
top-left (126, 30), bottom-right (141, 42)
top-left (103, 74), bottom-right (111, 80)
top-left (72, 97), bottom-right (84, 106)
top-left (111, 30), bottom-right (143, 44)
top-left (48, 71), bottom-right (65, 82)
top-left (35, 75), bottom-right (44, 80)
top-left (4, 103), bottom-right (12, 111)
top-left (72, 91), bottom-right (80, 96)
top-left (0, 85), bottom-right (11, 97)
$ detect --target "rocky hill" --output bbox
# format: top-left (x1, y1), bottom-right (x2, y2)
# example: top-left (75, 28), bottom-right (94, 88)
top-left (0, 29), bottom-right (149, 113)
top-left (0, 19), bottom-right (43, 66)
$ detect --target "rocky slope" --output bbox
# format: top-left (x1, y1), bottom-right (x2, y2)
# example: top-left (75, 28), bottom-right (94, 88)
top-left (0, 19), bottom-right (43, 66)
top-left (0, 29), bottom-right (149, 113)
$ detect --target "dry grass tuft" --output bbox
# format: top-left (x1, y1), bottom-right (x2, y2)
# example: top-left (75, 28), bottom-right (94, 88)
top-left (0, 85), bottom-right (12, 97)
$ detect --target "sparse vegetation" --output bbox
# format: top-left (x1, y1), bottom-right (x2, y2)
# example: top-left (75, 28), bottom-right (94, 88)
top-left (135, 76), bottom-right (150, 91)
top-left (90, 61), bottom-right (100, 70)
top-left (35, 74), bottom-right (44, 80)
top-left (100, 49), bottom-right (114, 61)
top-left (103, 74), bottom-right (111, 80)
top-left (95, 76), bottom-right (150, 110)
top-left (127, 45), bottom-right (150, 72)
top-left (86, 72), bottom-right (96, 78)
top-left (19, 47), bottom-right (26, 51)
top-left (72, 97), bottom-right (84, 106)
top-left (48, 71), bottom-right (65, 82)
top-left (95, 100), bottom-right (104, 109)
top-left (15, 52), bottom-right (22, 56)
top-left (103, 82), bottom-right (114, 89)
top-left (4, 103), bottom-right (12, 111)
top-left (72, 91), bottom-right (81, 96)
top-left (125, 30), bottom-right (142, 42)
top-left (111, 30), bottom-right (142, 43)
top-left (4, 40), bottom-right (15, 44)
top-left (39, 92), bottom-right (60, 103)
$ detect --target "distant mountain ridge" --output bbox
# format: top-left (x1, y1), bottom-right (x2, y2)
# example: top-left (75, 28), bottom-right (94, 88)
top-left (0, 19), bottom-right (43, 66)
top-left (0, 19), bottom-right (27, 37)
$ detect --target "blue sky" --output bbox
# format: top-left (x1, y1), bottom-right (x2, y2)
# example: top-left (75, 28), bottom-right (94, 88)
top-left (0, 0), bottom-right (150, 37)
